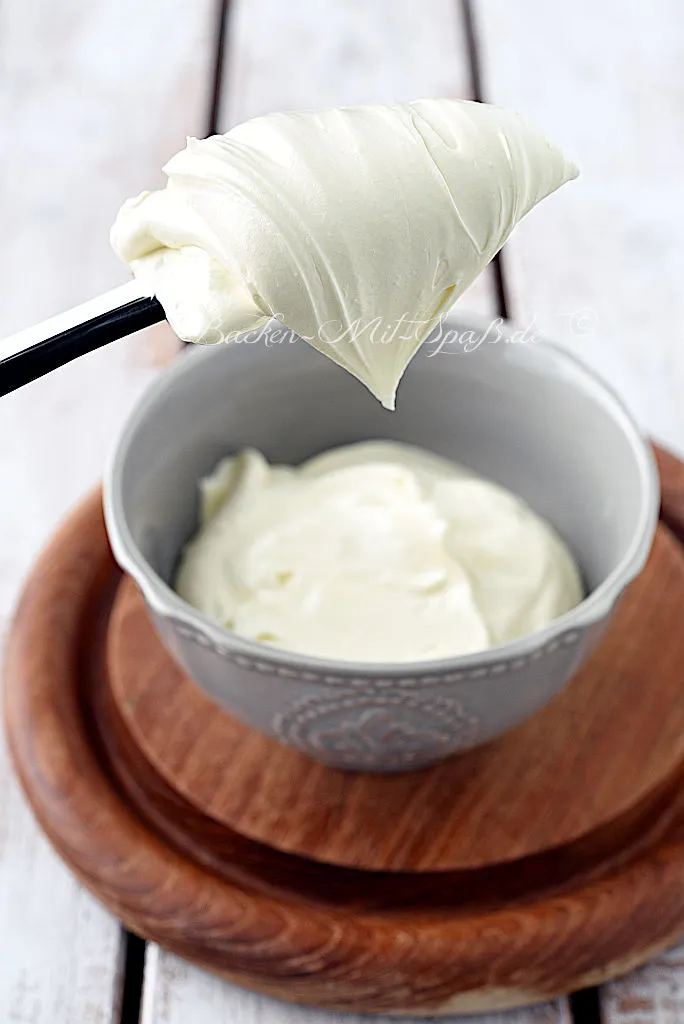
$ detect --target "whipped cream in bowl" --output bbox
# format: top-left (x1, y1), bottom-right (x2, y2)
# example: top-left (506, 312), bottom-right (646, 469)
top-left (175, 442), bottom-right (583, 664)
top-left (104, 315), bottom-right (658, 772)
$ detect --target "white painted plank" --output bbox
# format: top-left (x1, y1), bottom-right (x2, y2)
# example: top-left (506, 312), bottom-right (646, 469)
top-left (601, 943), bottom-right (684, 1023)
top-left (141, 946), bottom-right (571, 1024)
top-left (0, 0), bottom-right (215, 335)
top-left (142, 5), bottom-right (567, 1023)
top-left (220, 0), bottom-right (493, 320)
top-left (474, 0), bottom-right (684, 455)
top-left (0, 747), bottom-right (124, 1024)
top-left (223, 0), bottom-right (472, 118)
top-left (0, 1), bottom-right (216, 1020)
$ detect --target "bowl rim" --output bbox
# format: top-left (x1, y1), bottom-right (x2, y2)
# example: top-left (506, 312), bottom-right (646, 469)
top-left (103, 312), bottom-right (660, 680)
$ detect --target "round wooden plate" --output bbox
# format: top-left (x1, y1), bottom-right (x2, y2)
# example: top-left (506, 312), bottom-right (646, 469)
top-left (5, 446), bottom-right (684, 1015)
top-left (107, 528), bottom-right (684, 874)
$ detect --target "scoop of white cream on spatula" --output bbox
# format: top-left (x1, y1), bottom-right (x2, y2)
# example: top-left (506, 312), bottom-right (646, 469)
top-left (111, 99), bottom-right (577, 408)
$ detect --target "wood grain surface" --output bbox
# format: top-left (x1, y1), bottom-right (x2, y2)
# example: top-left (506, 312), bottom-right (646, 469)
top-left (5, 447), bottom-right (684, 1015)
top-left (140, 942), bottom-right (572, 1024)
top-left (107, 527), bottom-right (684, 874)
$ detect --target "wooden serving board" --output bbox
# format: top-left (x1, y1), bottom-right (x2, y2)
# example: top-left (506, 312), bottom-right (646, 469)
top-left (107, 529), bottom-right (684, 874)
top-left (5, 446), bottom-right (684, 1015)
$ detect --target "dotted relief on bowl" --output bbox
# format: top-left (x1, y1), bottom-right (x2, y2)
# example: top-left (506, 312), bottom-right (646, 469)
top-left (272, 692), bottom-right (480, 770)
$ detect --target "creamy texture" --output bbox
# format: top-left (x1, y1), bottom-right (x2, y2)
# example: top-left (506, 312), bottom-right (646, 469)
top-left (111, 100), bottom-right (577, 408)
top-left (175, 442), bottom-right (583, 663)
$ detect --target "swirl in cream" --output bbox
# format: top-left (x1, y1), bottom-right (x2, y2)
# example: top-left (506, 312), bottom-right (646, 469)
top-left (175, 442), bottom-right (583, 664)
top-left (111, 100), bottom-right (577, 408)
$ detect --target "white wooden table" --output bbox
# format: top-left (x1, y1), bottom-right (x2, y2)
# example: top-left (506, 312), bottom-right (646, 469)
top-left (1, 2), bottom-right (682, 1021)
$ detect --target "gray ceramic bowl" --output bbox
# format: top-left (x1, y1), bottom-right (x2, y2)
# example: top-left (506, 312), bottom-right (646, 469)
top-left (104, 313), bottom-right (659, 772)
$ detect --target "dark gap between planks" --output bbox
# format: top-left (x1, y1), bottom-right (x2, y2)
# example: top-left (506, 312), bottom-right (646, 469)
top-left (180, 0), bottom-right (230, 350)
top-left (570, 987), bottom-right (604, 1024)
top-left (206, 0), bottom-right (231, 137)
top-left (460, 0), bottom-right (510, 320)
top-left (117, 932), bottom-right (147, 1024)
top-left (460, 4), bottom-right (603, 1023)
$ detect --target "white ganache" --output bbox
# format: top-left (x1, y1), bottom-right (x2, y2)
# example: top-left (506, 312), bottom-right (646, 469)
top-left (111, 100), bottom-right (577, 408)
top-left (175, 442), bottom-right (583, 664)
